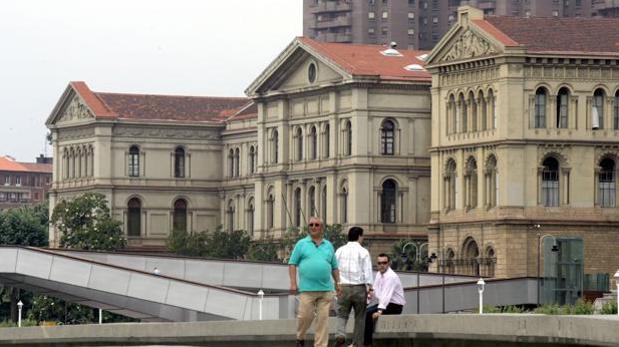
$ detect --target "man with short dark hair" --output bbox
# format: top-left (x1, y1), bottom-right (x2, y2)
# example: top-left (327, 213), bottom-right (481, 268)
top-left (333, 226), bottom-right (372, 347)
top-left (289, 216), bottom-right (340, 347)
top-left (363, 253), bottom-right (405, 347)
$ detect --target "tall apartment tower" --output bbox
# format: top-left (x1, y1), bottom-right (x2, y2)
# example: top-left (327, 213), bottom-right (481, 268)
top-left (304, 0), bottom-right (614, 50)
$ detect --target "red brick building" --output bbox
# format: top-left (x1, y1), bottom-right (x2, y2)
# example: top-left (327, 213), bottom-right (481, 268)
top-left (0, 155), bottom-right (52, 211)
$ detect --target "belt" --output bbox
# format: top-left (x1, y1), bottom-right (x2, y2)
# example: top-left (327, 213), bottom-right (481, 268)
top-left (339, 283), bottom-right (366, 287)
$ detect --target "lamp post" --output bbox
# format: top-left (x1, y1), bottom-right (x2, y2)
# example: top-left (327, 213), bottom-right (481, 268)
top-left (257, 289), bottom-right (264, 320)
top-left (614, 270), bottom-right (619, 317)
top-left (17, 300), bottom-right (23, 327)
top-left (476, 278), bottom-right (485, 314)
top-left (537, 230), bottom-right (559, 306)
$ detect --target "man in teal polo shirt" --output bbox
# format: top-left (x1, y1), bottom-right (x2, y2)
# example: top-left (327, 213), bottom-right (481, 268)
top-left (289, 216), bottom-right (340, 347)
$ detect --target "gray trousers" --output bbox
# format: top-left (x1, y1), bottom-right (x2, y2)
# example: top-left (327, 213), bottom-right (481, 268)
top-left (336, 285), bottom-right (367, 347)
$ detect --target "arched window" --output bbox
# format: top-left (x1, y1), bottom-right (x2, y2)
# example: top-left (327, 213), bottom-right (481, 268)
top-left (459, 93), bottom-right (468, 132)
top-left (448, 94), bottom-right (457, 134)
top-left (489, 89), bottom-right (497, 129)
top-left (249, 146), bottom-right (256, 174)
top-left (321, 185), bottom-right (327, 221)
top-left (541, 157), bottom-right (560, 207)
top-left (173, 199), bottom-right (187, 232)
top-left (485, 156), bottom-right (498, 208)
top-left (614, 90), bottom-right (619, 130)
top-left (227, 200), bottom-right (235, 232)
top-left (228, 149), bottom-right (234, 177)
top-left (380, 179), bottom-right (397, 223)
top-left (76, 148), bottom-right (82, 178)
top-left (69, 147), bottom-right (75, 179)
top-left (174, 147), bottom-right (185, 178)
top-left (592, 89), bottom-right (605, 129)
top-left (462, 237), bottom-right (480, 276)
top-left (63, 148), bottom-right (69, 179)
top-left (127, 198), bottom-right (141, 237)
top-left (469, 91), bottom-right (477, 132)
top-left (294, 188), bottom-right (302, 227)
top-left (247, 198), bottom-right (255, 234)
top-left (484, 246), bottom-right (496, 277)
top-left (308, 186), bottom-right (316, 216)
top-left (344, 120), bottom-right (352, 156)
top-left (535, 87), bottom-right (547, 128)
top-left (465, 157), bottom-right (478, 209)
top-left (381, 120), bottom-right (395, 155)
top-left (341, 185), bottom-right (349, 223)
top-left (479, 91), bottom-right (487, 131)
top-left (599, 158), bottom-right (616, 208)
top-left (444, 248), bottom-right (455, 274)
top-left (556, 87), bottom-right (570, 128)
top-left (129, 146), bottom-right (140, 177)
top-left (267, 191), bottom-right (275, 230)
top-left (323, 124), bottom-right (330, 159)
top-left (272, 129), bottom-right (279, 164)
top-left (234, 148), bottom-right (240, 177)
top-left (444, 159), bottom-right (457, 210)
top-left (296, 127), bottom-right (303, 161)
top-left (310, 126), bottom-right (317, 160)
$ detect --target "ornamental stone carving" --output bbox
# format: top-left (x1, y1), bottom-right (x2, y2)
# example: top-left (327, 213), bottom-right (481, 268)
top-left (57, 127), bottom-right (95, 141)
top-left (58, 96), bottom-right (94, 122)
top-left (113, 126), bottom-right (219, 140)
top-left (441, 30), bottom-right (497, 63)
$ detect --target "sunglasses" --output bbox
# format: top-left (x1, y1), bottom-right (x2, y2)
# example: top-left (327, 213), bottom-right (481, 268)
top-left (377, 261), bottom-right (389, 265)
top-left (309, 223), bottom-right (321, 227)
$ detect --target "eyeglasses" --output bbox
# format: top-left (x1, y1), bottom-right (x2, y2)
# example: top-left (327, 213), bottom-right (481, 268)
top-left (377, 261), bottom-right (389, 265)
top-left (308, 223), bottom-right (321, 227)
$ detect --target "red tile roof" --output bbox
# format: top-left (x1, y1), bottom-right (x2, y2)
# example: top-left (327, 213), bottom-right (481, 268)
top-left (0, 157), bottom-right (52, 173)
top-left (298, 37), bottom-right (431, 82)
top-left (478, 16), bottom-right (619, 55)
top-left (94, 92), bottom-right (249, 123)
top-left (66, 82), bottom-right (250, 124)
top-left (226, 102), bottom-right (258, 122)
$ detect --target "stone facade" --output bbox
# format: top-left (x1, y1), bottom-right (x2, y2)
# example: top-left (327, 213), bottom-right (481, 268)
top-left (425, 6), bottom-right (619, 279)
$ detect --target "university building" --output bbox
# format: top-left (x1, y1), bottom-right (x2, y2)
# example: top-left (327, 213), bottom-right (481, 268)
top-left (46, 39), bottom-right (432, 250)
top-left (425, 6), bottom-right (619, 293)
top-left (47, 8), bottom-right (619, 287)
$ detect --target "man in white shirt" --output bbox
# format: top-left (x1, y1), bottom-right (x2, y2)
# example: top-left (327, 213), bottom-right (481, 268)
top-left (334, 227), bottom-right (373, 347)
top-left (364, 253), bottom-right (405, 347)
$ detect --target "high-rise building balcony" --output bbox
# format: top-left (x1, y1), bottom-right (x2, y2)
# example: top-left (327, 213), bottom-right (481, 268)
top-left (320, 32), bottom-right (352, 43)
top-left (311, 16), bottom-right (352, 29)
top-left (310, 1), bottom-right (352, 14)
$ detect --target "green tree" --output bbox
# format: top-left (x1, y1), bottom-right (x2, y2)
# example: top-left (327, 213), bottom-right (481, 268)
top-left (0, 203), bottom-right (49, 323)
top-left (51, 193), bottom-right (126, 251)
top-left (167, 226), bottom-right (250, 260)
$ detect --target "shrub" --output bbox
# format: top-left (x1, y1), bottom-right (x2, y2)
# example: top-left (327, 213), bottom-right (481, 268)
top-left (600, 300), bottom-right (617, 315)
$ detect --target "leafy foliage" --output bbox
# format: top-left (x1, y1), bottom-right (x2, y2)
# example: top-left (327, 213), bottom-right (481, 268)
top-left (0, 204), bottom-right (48, 246)
top-left (247, 237), bottom-right (280, 262)
top-left (534, 299), bottom-right (594, 315)
top-left (167, 226), bottom-right (250, 260)
top-left (51, 193), bottom-right (126, 251)
top-left (27, 295), bottom-right (94, 325)
top-left (600, 300), bottom-right (617, 315)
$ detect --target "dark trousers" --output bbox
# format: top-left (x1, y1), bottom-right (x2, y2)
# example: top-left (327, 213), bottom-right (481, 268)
top-left (364, 303), bottom-right (403, 345)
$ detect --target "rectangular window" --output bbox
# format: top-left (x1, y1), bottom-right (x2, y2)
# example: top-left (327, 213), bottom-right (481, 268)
top-left (542, 174), bottom-right (559, 207)
top-left (557, 93), bottom-right (569, 128)
top-left (368, 27), bottom-right (375, 34)
top-left (432, 16), bottom-right (438, 23)
top-left (408, 12), bottom-right (415, 19)
top-left (0, 193), bottom-right (5, 201)
top-left (599, 172), bottom-right (616, 208)
top-left (382, 11), bottom-right (388, 18)
top-left (368, 11), bottom-right (375, 19)
top-left (408, 28), bottom-right (415, 35)
top-left (4, 176), bottom-right (10, 185)
top-left (535, 93), bottom-right (546, 128)
top-left (15, 176), bottom-right (21, 186)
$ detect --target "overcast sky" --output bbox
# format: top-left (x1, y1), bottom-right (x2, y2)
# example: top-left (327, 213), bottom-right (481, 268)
top-left (0, 0), bottom-right (302, 162)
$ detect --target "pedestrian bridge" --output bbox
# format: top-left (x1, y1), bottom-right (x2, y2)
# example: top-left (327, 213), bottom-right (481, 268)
top-left (0, 247), bottom-right (537, 322)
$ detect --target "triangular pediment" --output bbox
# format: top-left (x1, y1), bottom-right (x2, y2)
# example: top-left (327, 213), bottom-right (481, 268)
top-left (55, 93), bottom-right (95, 124)
top-left (277, 56), bottom-right (343, 92)
top-left (429, 26), bottom-right (501, 65)
top-left (246, 38), bottom-right (348, 96)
